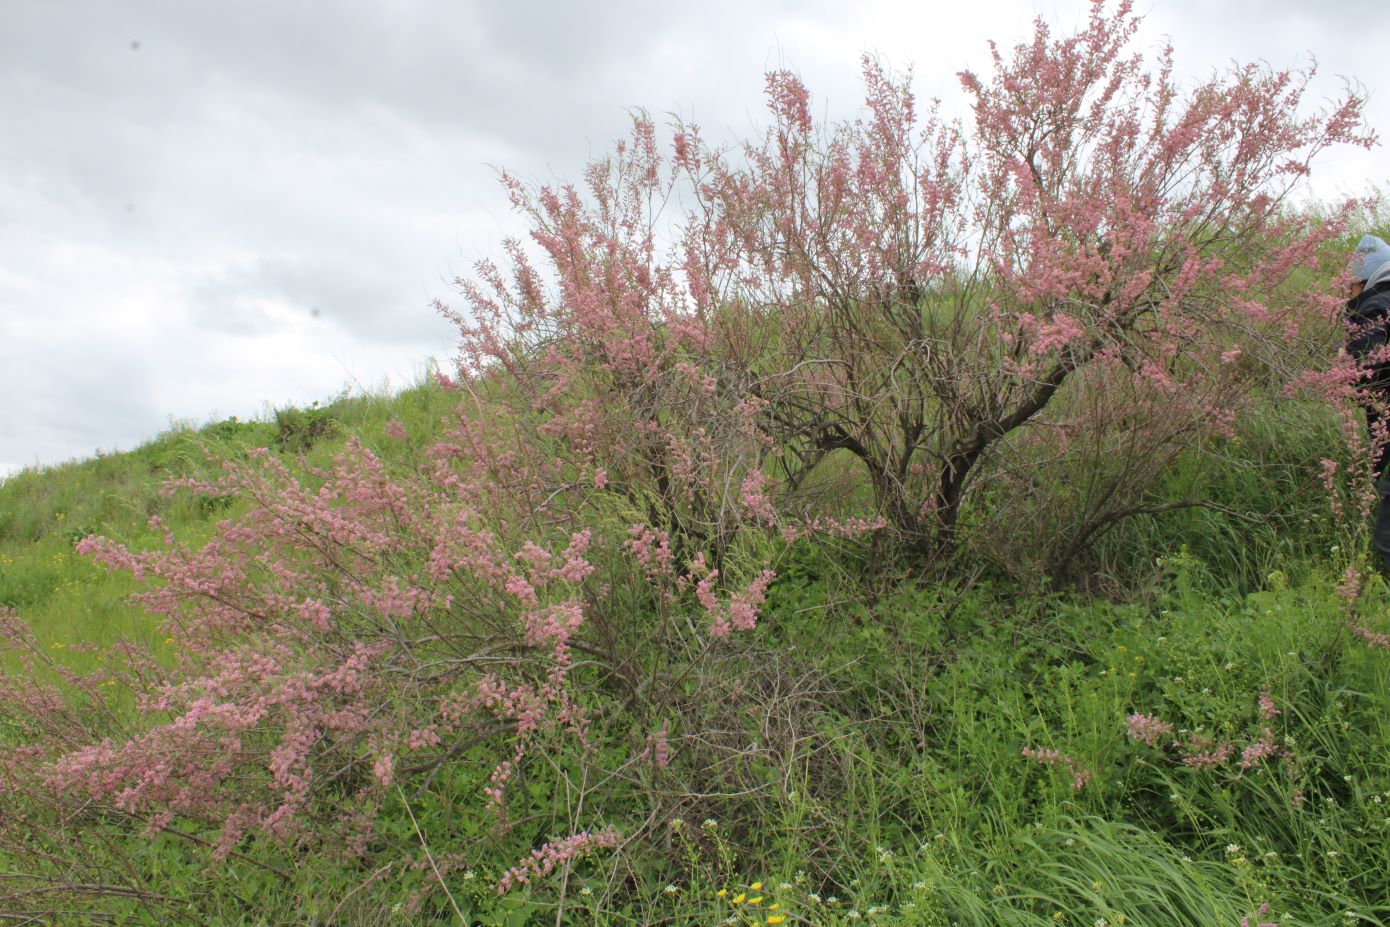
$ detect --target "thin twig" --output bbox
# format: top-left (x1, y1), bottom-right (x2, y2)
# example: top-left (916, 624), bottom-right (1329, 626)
top-left (397, 784), bottom-right (468, 926)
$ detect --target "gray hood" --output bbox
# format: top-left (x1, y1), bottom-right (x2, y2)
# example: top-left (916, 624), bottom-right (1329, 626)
top-left (1366, 258), bottom-right (1390, 291)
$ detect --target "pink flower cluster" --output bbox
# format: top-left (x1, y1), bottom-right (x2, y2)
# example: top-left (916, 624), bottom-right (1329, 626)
top-left (1125, 712), bottom-right (1174, 746)
top-left (497, 827), bottom-right (622, 895)
top-left (1126, 690), bottom-right (1287, 779)
top-left (1021, 746), bottom-right (1091, 790)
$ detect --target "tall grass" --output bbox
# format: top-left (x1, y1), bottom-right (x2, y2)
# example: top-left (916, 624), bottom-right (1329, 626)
top-left (3, 383), bottom-right (1389, 925)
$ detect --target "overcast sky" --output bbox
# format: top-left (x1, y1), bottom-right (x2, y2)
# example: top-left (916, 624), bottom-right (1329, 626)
top-left (1, 0), bottom-right (1385, 476)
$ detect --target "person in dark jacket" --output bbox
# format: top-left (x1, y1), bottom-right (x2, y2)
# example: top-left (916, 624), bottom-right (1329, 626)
top-left (1346, 234), bottom-right (1390, 569)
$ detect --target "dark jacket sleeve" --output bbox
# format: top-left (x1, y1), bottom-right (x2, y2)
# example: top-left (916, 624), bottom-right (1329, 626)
top-left (1349, 283), bottom-right (1390, 393)
top-left (1345, 287), bottom-right (1390, 361)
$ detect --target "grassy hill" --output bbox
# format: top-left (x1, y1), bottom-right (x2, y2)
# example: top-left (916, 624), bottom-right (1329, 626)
top-left (0, 386), bottom-right (454, 670)
top-left (2, 385), bottom-right (1390, 926)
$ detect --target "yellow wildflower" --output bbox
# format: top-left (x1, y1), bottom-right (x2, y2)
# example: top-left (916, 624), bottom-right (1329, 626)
top-left (767, 917), bottom-right (786, 925)
top-left (749, 896), bottom-right (763, 905)
top-left (733, 893), bottom-right (746, 905)
top-left (751, 882), bottom-right (763, 891)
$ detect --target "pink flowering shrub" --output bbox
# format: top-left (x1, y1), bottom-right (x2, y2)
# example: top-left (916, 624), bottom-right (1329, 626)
top-left (441, 0), bottom-right (1370, 578)
top-left (0, 427), bottom-right (788, 894)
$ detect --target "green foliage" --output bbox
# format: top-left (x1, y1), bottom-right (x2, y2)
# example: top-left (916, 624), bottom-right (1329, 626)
top-left (1087, 398), bottom-right (1349, 594)
top-left (3, 379), bottom-right (1390, 925)
top-left (273, 400), bottom-right (337, 452)
top-left (0, 382), bottom-right (454, 669)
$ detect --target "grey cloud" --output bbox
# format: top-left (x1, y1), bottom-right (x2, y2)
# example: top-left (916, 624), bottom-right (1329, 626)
top-left (2, 0), bottom-right (1386, 475)
top-left (0, 343), bottom-right (160, 470)
top-left (186, 254), bottom-right (433, 341)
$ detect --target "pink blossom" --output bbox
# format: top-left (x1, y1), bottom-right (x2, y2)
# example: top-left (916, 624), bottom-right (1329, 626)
top-left (1181, 742), bottom-right (1235, 768)
top-left (497, 828), bottom-right (622, 894)
top-left (1239, 730), bottom-right (1280, 771)
top-left (1022, 746), bottom-right (1091, 790)
top-left (1125, 712), bottom-right (1174, 746)
top-left (372, 753), bottom-right (395, 788)
top-left (1348, 622), bottom-right (1390, 649)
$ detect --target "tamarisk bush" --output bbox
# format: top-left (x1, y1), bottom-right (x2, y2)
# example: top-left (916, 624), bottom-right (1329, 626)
top-left (2, 430), bottom-right (787, 901)
top-left (450, 0), bottom-right (1370, 576)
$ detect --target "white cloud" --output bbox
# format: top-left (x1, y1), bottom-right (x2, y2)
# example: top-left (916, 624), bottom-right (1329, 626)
top-left (2, 0), bottom-right (1386, 475)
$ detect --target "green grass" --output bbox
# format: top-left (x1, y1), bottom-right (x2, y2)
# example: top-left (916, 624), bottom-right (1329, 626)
top-left (0, 382), bottom-right (456, 671)
top-left (3, 383), bottom-right (1390, 925)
